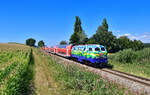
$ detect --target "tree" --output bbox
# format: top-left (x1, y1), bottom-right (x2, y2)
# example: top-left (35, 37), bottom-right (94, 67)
top-left (87, 18), bottom-right (144, 52)
top-left (26, 38), bottom-right (36, 47)
top-left (88, 18), bottom-right (119, 52)
top-left (117, 36), bottom-right (144, 51)
top-left (117, 36), bottom-right (132, 50)
top-left (60, 40), bottom-right (68, 45)
top-left (131, 40), bottom-right (144, 51)
top-left (69, 16), bottom-right (87, 45)
top-left (38, 40), bottom-right (45, 47)
top-left (102, 18), bottom-right (108, 31)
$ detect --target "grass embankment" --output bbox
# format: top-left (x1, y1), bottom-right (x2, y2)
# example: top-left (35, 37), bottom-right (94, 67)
top-left (108, 48), bottom-right (150, 79)
top-left (0, 43), bottom-right (34, 95)
top-left (33, 49), bottom-right (133, 95)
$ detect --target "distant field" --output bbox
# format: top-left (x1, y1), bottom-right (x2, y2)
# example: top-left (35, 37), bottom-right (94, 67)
top-left (0, 43), bottom-right (134, 95)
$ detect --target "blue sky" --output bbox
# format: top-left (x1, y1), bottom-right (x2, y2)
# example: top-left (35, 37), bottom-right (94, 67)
top-left (0, 0), bottom-right (150, 46)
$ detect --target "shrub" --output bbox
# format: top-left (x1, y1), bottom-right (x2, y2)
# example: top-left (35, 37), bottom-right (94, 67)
top-left (114, 49), bottom-right (137, 63)
top-left (136, 48), bottom-right (150, 63)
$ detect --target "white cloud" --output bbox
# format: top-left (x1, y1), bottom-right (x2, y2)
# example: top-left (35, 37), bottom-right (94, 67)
top-left (114, 30), bottom-right (150, 43)
top-left (118, 33), bottom-right (131, 37)
top-left (113, 30), bottom-right (120, 33)
top-left (130, 36), bottom-right (137, 39)
top-left (123, 33), bottom-right (131, 36)
top-left (141, 35), bottom-right (149, 38)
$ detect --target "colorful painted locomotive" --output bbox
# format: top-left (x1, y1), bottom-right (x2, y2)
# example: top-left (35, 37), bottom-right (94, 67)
top-left (71, 45), bottom-right (107, 64)
top-left (42, 44), bottom-right (107, 64)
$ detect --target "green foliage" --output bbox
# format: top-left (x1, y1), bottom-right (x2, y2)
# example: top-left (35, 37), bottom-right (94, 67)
top-left (111, 49), bottom-right (137, 63)
top-left (131, 40), bottom-right (144, 51)
top-left (70, 16), bottom-right (87, 45)
top-left (135, 48), bottom-right (150, 63)
top-left (109, 48), bottom-right (150, 64)
top-left (3, 49), bottom-right (34, 95)
top-left (117, 37), bottom-right (144, 51)
top-left (87, 19), bottom-right (118, 52)
top-left (0, 62), bottom-right (18, 85)
top-left (0, 44), bottom-right (35, 95)
top-left (26, 38), bottom-right (36, 47)
top-left (117, 36), bottom-right (132, 50)
top-left (86, 18), bottom-right (144, 52)
top-left (38, 40), bottom-right (45, 47)
top-left (108, 48), bottom-right (150, 79)
top-left (60, 40), bottom-right (68, 45)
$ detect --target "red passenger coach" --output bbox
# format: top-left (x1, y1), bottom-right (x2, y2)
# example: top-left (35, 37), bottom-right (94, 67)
top-left (42, 46), bottom-right (50, 52)
top-left (48, 46), bottom-right (57, 53)
top-left (55, 45), bottom-right (73, 57)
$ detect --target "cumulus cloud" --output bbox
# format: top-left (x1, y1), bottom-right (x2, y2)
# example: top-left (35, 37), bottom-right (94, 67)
top-left (118, 33), bottom-right (131, 37)
top-left (113, 30), bottom-right (150, 43)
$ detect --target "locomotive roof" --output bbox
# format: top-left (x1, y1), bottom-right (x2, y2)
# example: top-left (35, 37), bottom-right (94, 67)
top-left (56, 44), bottom-right (73, 48)
top-left (73, 44), bottom-right (104, 47)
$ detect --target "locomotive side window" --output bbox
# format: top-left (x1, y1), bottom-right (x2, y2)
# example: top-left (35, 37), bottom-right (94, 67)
top-left (89, 48), bottom-right (92, 51)
top-left (101, 47), bottom-right (105, 51)
top-left (95, 47), bottom-right (100, 51)
top-left (83, 48), bottom-right (86, 51)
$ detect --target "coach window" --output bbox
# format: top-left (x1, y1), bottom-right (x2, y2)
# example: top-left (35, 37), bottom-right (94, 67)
top-left (101, 47), bottom-right (105, 51)
top-left (95, 47), bottom-right (100, 51)
top-left (89, 48), bottom-right (92, 51)
top-left (83, 48), bottom-right (86, 51)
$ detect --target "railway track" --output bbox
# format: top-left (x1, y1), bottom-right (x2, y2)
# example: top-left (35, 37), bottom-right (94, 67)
top-left (42, 50), bottom-right (150, 95)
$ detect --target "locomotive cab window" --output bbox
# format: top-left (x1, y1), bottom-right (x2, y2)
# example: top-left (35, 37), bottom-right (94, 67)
top-left (95, 47), bottom-right (100, 51)
top-left (89, 48), bottom-right (92, 51)
top-left (101, 47), bottom-right (105, 51)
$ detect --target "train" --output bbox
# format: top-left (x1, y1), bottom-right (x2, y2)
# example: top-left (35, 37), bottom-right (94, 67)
top-left (42, 44), bottom-right (108, 66)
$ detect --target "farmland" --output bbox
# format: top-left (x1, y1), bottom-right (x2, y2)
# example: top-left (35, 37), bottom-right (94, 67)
top-left (0, 43), bottom-right (134, 95)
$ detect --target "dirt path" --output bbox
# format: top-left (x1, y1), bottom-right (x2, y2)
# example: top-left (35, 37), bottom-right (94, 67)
top-left (33, 51), bottom-right (59, 95)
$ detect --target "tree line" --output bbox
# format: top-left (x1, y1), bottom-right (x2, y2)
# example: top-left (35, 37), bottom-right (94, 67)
top-left (69, 16), bottom-right (144, 53)
top-left (26, 38), bottom-right (45, 47)
top-left (25, 16), bottom-right (144, 52)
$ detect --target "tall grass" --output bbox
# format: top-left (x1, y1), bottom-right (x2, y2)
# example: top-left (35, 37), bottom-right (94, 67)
top-left (109, 48), bottom-right (150, 64)
top-left (108, 48), bottom-right (150, 78)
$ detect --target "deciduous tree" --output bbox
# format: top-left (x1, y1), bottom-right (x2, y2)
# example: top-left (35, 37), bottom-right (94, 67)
top-left (26, 38), bottom-right (36, 47)
top-left (38, 40), bottom-right (45, 47)
top-left (60, 40), bottom-right (68, 45)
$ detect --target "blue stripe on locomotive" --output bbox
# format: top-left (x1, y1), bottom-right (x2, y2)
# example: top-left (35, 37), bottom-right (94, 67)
top-left (71, 54), bottom-right (107, 64)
